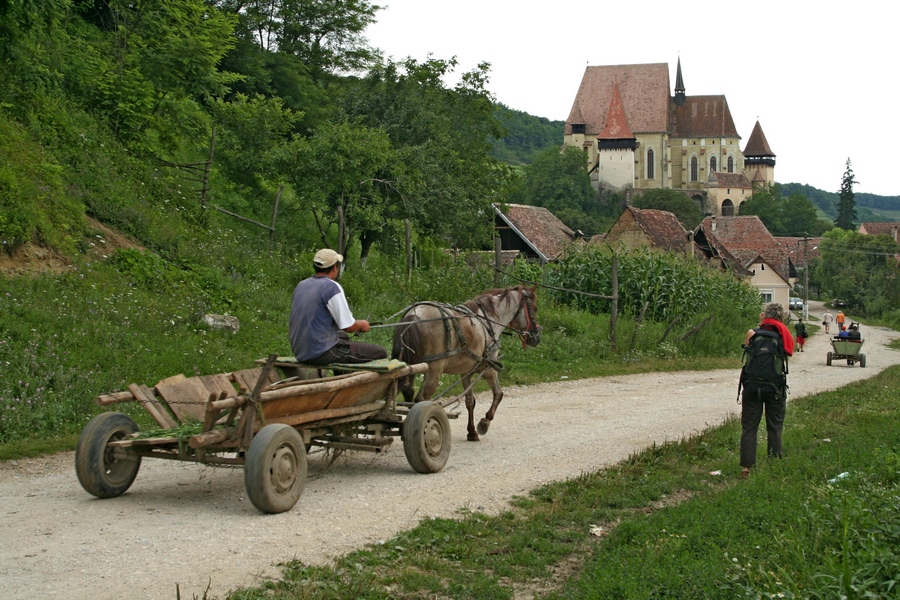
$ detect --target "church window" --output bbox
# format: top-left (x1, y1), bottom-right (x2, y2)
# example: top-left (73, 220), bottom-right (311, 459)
top-left (647, 149), bottom-right (655, 179)
top-left (572, 124), bottom-right (585, 134)
top-left (727, 155), bottom-right (734, 173)
top-left (710, 156), bottom-right (717, 172)
top-left (690, 156), bottom-right (698, 182)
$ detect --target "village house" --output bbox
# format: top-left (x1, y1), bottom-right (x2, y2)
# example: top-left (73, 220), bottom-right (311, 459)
top-left (493, 203), bottom-right (581, 264)
top-left (562, 59), bottom-right (775, 217)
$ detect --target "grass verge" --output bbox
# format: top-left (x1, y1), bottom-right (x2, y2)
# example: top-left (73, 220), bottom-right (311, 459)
top-left (226, 366), bottom-right (900, 600)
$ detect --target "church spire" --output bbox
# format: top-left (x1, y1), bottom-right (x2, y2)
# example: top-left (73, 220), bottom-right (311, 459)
top-left (674, 56), bottom-right (686, 107)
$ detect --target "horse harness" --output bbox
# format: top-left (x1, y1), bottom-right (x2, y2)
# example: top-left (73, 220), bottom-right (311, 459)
top-left (405, 301), bottom-right (504, 371)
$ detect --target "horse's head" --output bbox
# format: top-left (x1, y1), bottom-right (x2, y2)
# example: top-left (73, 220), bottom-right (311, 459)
top-left (510, 286), bottom-right (541, 348)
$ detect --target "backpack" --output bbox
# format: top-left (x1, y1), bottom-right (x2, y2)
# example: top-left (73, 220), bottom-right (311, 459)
top-left (738, 327), bottom-right (788, 401)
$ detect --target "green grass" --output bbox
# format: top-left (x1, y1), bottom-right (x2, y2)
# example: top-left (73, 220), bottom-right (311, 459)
top-left (226, 367), bottom-right (900, 600)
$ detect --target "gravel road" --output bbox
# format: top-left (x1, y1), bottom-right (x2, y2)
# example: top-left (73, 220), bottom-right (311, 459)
top-left (2, 302), bottom-right (898, 599)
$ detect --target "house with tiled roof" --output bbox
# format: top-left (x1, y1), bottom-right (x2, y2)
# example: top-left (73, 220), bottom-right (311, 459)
top-left (602, 207), bottom-right (693, 255)
top-left (493, 203), bottom-right (580, 264)
top-left (858, 222), bottom-right (900, 242)
top-left (563, 58), bottom-right (775, 218)
top-left (693, 216), bottom-right (795, 307)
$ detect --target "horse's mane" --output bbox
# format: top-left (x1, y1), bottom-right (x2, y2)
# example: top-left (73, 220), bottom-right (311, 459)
top-left (464, 285), bottom-right (530, 319)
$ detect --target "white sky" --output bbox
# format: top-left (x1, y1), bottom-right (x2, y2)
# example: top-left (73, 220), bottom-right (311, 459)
top-left (364, 1), bottom-right (896, 196)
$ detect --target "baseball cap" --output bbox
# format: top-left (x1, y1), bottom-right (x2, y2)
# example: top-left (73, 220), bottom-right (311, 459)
top-left (313, 248), bottom-right (343, 269)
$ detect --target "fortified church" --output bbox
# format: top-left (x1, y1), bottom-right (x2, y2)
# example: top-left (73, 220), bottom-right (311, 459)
top-left (563, 59), bottom-right (776, 217)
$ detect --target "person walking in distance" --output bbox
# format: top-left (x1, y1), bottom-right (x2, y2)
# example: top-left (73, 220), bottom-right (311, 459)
top-left (822, 309), bottom-right (834, 334)
top-left (835, 310), bottom-right (845, 332)
top-left (794, 319), bottom-right (808, 352)
top-left (738, 302), bottom-right (794, 479)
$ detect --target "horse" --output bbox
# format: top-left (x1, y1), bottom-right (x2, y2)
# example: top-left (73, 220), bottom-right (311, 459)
top-left (391, 285), bottom-right (541, 441)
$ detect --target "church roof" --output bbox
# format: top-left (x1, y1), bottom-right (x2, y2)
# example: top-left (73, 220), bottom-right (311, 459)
top-left (706, 172), bottom-right (752, 189)
top-left (669, 95), bottom-right (740, 138)
top-left (597, 83), bottom-right (635, 140)
top-left (743, 121), bottom-right (775, 157)
top-left (565, 63), bottom-right (670, 135)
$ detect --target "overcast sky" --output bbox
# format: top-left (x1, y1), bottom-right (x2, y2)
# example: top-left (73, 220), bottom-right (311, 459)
top-left (364, 1), bottom-right (895, 196)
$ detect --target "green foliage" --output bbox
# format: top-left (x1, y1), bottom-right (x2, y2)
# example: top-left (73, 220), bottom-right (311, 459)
top-left (491, 104), bottom-right (564, 165)
top-left (813, 228), bottom-right (900, 315)
top-left (509, 146), bottom-right (602, 235)
top-left (632, 188), bottom-right (704, 230)
top-left (0, 113), bottom-right (85, 253)
top-left (836, 158), bottom-right (858, 230)
top-left (740, 185), bottom-right (829, 236)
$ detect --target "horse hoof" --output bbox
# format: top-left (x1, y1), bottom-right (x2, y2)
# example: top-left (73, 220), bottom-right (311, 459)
top-left (476, 418), bottom-right (490, 436)
top-left (467, 433), bottom-right (480, 442)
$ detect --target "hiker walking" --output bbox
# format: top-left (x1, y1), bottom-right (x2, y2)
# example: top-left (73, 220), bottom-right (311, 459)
top-left (738, 302), bottom-right (794, 479)
top-left (835, 310), bottom-right (846, 332)
top-left (822, 310), bottom-right (834, 334)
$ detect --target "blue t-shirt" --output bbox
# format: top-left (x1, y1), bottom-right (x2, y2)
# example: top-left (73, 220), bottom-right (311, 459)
top-left (289, 276), bottom-right (355, 361)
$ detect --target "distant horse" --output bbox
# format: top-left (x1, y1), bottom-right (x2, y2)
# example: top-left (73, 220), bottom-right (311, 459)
top-left (391, 285), bottom-right (541, 441)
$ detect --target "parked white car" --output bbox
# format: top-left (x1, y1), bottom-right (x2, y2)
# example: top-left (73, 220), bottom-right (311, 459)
top-left (789, 297), bottom-right (804, 310)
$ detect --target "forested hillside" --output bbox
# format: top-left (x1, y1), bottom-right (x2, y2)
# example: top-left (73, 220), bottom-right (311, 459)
top-left (779, 182), bottom-right (900, 223)
top-left (491, 104), bottom-right (564, 166)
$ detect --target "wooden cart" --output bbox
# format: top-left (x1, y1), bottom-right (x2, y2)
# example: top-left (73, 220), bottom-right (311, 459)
top-left (827, 338), bottom-right (866, 367)
top-left (75, 356), bottom-right (455, 513)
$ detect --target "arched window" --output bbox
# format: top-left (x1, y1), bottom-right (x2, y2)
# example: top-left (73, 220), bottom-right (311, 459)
top-left (647, 148), bottom-right (655, 179)
top-left (710, 156), bottom-right (717, 172)
top-left (722, 199), bottom-right (735, 216)
top-left (727, 155), bottom-right (734, 173)
top-left (690, 156), bottom-right (698, 182)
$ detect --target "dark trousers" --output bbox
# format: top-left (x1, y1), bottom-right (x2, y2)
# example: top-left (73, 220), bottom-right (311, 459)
top-left (304, 340), bottom-right (387, 366)
top-left (740, 387), bottom-right (785, 468)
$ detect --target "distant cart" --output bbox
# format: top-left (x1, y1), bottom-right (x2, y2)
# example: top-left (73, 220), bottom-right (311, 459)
top-left (75, 356), bottom-right (457, 514)
top-left (827, 338), bottom-right (866, 367)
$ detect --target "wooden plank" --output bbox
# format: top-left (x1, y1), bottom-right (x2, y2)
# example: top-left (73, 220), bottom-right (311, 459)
top-left (199, 373), bottom-right (237, 398)
top-left (231, 367), bottom-right (280, 394)
top-left (95, 390), bottom-right (135, 406)
top-left (128, 383), bottom-right (178, 429)
top-left (154, 375), bottom-right (211, 422)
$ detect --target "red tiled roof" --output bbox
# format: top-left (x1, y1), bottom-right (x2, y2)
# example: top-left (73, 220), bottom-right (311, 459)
top-left (627, 207), bottom-right (688, 253)
top-left (669, 95), bottom-right (739, 138)
top-left (565, 63), bottom-right (670, 135)
top-left (742, 121), bottom-right (775, 157)
top-left (597, 83), bottom-right (635, 140)
top-left (697, 216), bottom-right (795, 282)
top-left (494, 203), bottom-right (576, 261)
top-left (858, 222), bottom-right (900, 239)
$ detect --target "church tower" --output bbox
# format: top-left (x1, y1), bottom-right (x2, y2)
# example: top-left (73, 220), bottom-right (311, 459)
top-left (596, 83), bottom-right (636, 192)
top-left (674, 57), bottom-right (686, 107)
top-left (742, 120), bottom-right (776, 188)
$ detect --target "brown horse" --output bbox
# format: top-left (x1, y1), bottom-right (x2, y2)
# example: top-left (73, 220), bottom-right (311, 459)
top-left (391, 285), bottom-right (541, 441)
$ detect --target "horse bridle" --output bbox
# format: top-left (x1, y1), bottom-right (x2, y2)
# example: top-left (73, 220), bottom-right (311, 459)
top-left (508, 291), bottom-right (541, 349)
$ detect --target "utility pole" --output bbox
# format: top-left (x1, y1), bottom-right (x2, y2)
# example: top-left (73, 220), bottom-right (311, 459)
top-left (802, 236), bottom-right (809, 321)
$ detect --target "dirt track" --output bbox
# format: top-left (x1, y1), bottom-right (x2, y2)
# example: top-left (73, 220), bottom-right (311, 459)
top-left (1, 302), bottom-right (898, 599)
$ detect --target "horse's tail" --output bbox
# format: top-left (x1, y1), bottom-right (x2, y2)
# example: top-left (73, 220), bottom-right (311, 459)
top-left (392, 314), bottom-right (427, 362)
top-left (392, 314), bottom-right (423, 402)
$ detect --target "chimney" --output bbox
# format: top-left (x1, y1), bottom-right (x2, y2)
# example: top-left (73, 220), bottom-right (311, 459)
top-left (710, 217), bottom-right (717, 232)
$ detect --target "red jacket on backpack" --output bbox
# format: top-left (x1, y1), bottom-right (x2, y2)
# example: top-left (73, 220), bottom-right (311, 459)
top-left (760, 318), bottom-right (795, 356)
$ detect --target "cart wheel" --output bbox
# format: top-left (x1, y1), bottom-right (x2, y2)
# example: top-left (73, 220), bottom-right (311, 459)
top-left (75, 412), bottom-right (142, 499)
top-left (403, 401), bottom-right (451, 474)
top-left (826, 351), bottom-right (833, 366)
top-left (860, 354), bottom-right (866, 368)
top-left (245, 424), bottom-right (307, 514)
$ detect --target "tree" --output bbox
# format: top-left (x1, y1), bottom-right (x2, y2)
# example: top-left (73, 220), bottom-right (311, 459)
top-left (279, 120), bottom-right (395, 259)
top-left (835, 158), bottom-right (857, 230)
top-left (339, 57), bottom-right (510, 250)
top-left (741, 186), bottom-right (828, 236)
top-left (632, 189), bottom-right (704, 230)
